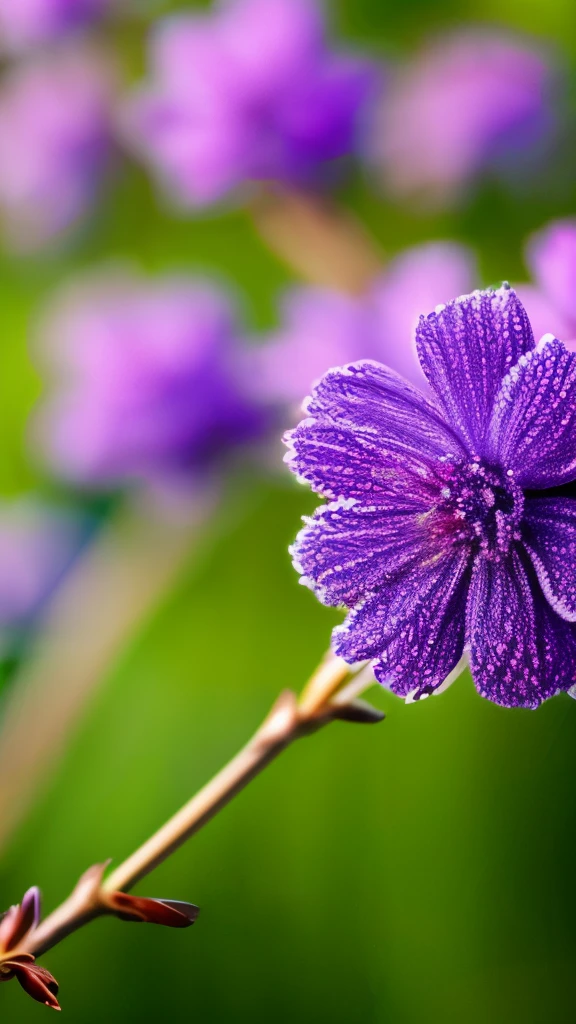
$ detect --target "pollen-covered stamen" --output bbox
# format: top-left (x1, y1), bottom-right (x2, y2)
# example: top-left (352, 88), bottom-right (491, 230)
top-left (437, 459), bottom-right (524, 556)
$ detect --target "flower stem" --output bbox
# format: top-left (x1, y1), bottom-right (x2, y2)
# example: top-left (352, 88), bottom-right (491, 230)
top-left (20, 654), bottom-right (375, 960)
top-left (252, 187), bottom-right (382, 295)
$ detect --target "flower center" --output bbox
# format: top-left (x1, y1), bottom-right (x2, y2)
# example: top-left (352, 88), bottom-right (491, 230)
top-left (437, 459), bottom-right (524, 557)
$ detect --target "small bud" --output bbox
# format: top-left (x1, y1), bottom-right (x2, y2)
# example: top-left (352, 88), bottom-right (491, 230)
top-left (0, 956), bottom-right (60, 1011)
top-left (330, 699), bottom-right (385, 725)
top-left (106, 892), bottom-right (199, 928)
top-left (0, 887), bottom-right (41, 952)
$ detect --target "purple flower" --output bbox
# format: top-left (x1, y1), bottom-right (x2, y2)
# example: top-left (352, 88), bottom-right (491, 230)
top-left (377, 30), bottom-right (556, 206)
top-left (34, 271), bottom-right (267, 491)
top-left (517, 220), bottom-right (576, 346)
top-left (0, 500), bottom-right (82, 647)
top-left (0, 0), bottom-right (109, 52)
top-left (123, 0), bottom-right (379, 206)
top-left (0, 46), bottom-right (114, 251)
top-left (285, 286), bottom-right (576, 709)
top-left (257, 242), bottom-right (476, 406)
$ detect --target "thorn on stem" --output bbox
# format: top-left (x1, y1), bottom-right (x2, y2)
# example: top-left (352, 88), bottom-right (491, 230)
top-left (329, 699), bottom-right (385, 725)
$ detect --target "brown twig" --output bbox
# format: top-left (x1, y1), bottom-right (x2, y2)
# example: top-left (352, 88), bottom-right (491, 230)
top-left (14, 653), bottom-right (379, 961)
top-left (252, 186), bottom-right (382, 295)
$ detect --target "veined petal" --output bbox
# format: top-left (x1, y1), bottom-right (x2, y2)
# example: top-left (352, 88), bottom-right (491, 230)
top-left (416, 286), bottom-right (535, 452)
top-left (291, 494), bottom-right (439, 607)
top-left (333, 546), bottom-right (470, 694)
top-left (284, 360), bottom-right (465, 500)
top-left (489, 337), bottom-right (576, 488)
top-left (10, 960), bottom-right (60, 1011)
top-left (466, 550), bottom-right (574, 708)
top-left (523, 498), bottom-right (576, 621)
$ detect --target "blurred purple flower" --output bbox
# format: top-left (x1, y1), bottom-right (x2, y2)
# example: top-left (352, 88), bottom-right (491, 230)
top-left (0, 0), bottom-right (109, 51)
top-left (257, 242), bottom-right (476, 408)
top-left (0, 500), bottom-right (82, 646)
top-left (286, 286), bottom-right (576, 709)
top-left (0, 46), bottom-right (115, 251)
top-left (517, 220), bottom-right (576, 345)
top-left (123, 0), bottom-right (379, 206)
top-left (34, 271), bottom-right (267, 491)
top-left (377, 30), bottom-right (556, 206)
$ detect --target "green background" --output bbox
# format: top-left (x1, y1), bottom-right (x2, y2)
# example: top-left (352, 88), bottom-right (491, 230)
top-left (1, 0), bottom-right (576, 1021)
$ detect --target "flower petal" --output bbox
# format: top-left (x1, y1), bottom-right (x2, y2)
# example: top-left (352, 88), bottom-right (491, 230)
top-left (466, 549), bottom-right (576, 708)
top-left (523, 498), bottom-right (576, 621)
top-left (284, 360), bottom-right (465, 500)
top-left (334, 546), bottom-right (470, 697)
top-left (291, 491), bottom-right (440, 607)
top-left (0, 888), bottom-right (40, 952)
top-left (416, 286), bottom-right (535, 451)
top-left (371, 241), bottom-right (477, 388)
top-left (488, 336), bottom-right (576, 488)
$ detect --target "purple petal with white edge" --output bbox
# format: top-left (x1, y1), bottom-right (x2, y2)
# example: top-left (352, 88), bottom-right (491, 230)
top-left (536, 597), bottom-right (576, 697)
top-left (466, 549), bottom-right (573, 708)
top-left (284, 361), bottom-right (465, 500)
top-left (488, 336), bottom-right (576, 488)
top-left (372, 548), bottom-right (470, 698)
top-left (416, 285), bottom-right (535, 452)
top-left (291, 490), bottom-right (439, 607)
top-left (334, 546), bottom-right (470, 685)
top-left (523, 498), bottom-right (576, 621)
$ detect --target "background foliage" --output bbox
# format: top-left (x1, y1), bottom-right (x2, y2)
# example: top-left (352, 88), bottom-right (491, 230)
top-left (1, 0), bottom-right (576, 1021)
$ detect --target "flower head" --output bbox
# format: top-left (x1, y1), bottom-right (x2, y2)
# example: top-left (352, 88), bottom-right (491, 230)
top-left (517, 220), bottom-right (576, 346)
top-left (0, 46), bottom-right (114, 251)
top-left (34, 270), bottom-right (267, 491)
top-left (123, 0), bottom-right (379, 206)
top-left (0, 888), bottom-right (60, 1011)
top-left (258, 241), bottom-right (475, 408)
top-left (0, 0), bottom-right (109, 52)
top-left (285, 286), bottom-right (576, 709)
top-left (376, 30), bottom-right (556, 206)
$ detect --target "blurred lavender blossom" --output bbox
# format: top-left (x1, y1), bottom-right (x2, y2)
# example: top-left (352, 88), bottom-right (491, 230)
top-left (0, 45), bottom-right (115, 252)
top-left (123, 0), bottom-right (379, 206)
top-left (517, 220), bottom-right (576, 345)
top-left (257, 241), bottom-right (476, 412)
top-left (0, 500), bottom-right (83, 655)
top-left (376, 29), bottom-right (557, 207)
top-left (0, 0), bottom-right (109, 51)
top-left (33, 270), bottom-right (268, 493)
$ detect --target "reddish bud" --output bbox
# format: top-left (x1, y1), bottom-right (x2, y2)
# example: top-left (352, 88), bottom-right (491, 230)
top-left (106, 892), bottom-right (199, 928)
top-left (0, 887), bottom-right (41, 952)
top-left (0, 956), bottom-right (60, 1011)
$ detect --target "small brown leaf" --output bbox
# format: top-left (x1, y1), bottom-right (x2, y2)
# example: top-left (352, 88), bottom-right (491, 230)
top-left (330, 699), bottom-right (385, 724)
top-left (107, 892), bottom-right (199, 928)
top-left (2, 957), bottom-right (60, 1011)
